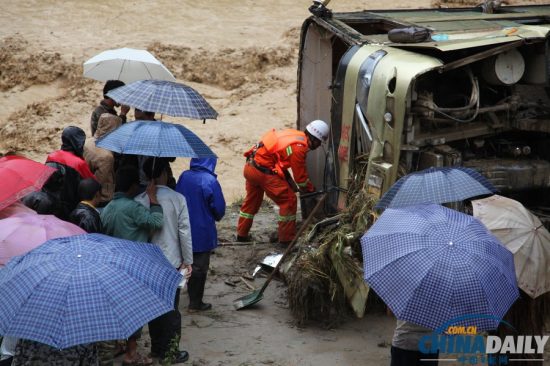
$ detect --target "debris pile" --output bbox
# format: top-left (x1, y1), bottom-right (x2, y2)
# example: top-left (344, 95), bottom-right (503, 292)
top-left (286, 158), bottom-right (383, 326)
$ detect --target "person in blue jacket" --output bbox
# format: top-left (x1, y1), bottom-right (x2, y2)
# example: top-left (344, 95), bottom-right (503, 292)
top-left (176, 158), bottom-right (226, 311)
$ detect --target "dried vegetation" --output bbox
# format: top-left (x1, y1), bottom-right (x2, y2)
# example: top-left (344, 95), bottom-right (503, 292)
top-left (286, 157), bottom-right (385, 327)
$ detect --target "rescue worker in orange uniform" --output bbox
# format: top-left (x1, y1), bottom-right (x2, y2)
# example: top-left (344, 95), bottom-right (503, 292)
top-left (237, 120), bottom-right (330, 244)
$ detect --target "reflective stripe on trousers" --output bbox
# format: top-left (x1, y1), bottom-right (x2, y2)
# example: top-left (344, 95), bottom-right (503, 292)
top-left (239, 210), bottom-right (254, 220)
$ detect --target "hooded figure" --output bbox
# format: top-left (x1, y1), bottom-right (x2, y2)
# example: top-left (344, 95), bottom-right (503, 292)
top-left (61, 126), bottom-right (86, 157)
top-left (176, 157), bottom-right (226, 311)
top-left (177, 158), bottom-right (225, 253)
top-left (21, 167), bottom-right (69, 219)
top-left (84, 113), bottom-right (123, 206)
top-left (46, 126), bottom-right (96, 216)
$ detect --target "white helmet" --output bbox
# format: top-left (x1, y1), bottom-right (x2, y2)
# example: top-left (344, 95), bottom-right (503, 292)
top-left (306, 119), bottom-right (329, 142)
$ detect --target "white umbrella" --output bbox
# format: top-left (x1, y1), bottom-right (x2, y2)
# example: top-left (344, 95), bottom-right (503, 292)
top-left (83, 47), bottom-right (176, 84)
top-left (472, 194), bottom-right (550, 298)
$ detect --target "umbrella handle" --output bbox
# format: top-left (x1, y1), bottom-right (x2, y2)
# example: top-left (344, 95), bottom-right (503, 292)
top-left (257, 193), bottom-right (328, 295)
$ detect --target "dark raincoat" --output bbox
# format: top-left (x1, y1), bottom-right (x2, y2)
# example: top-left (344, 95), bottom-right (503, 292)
top-left (21, 166), bottom-right (69, 219)
top-left (69, 202), bottom-right (102, 234)
top-left (176, 158), bottom-right (226, 253)
top-left (46, 126), bottom-right (96, 216)
top-left (61, 126), bottom-right (86, 158)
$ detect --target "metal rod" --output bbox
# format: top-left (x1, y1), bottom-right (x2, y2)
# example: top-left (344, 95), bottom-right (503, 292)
top-left (355, 103), bottom-right (373, 142)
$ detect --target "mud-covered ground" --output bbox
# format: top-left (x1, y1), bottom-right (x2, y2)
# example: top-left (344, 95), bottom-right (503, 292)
top-left (137, 203), bottom-right (396, 366)
top-left (2, 0), bottom-right (549, 365)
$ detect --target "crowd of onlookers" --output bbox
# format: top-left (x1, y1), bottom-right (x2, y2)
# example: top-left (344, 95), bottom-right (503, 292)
top-left (0, 80), bottom-right (226, 366)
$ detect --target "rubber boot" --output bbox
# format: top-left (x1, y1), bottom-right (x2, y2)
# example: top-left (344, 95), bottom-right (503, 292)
top-left (0, 357), bottom-right (13, 366)
top-left (188, 273), bottom-right (211, 311)
top-left (187, 274), bottom-right (200, 308)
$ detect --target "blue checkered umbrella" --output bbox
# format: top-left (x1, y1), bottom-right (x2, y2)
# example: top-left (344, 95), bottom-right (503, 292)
top-left (374, 167), bottom-right (496, 211)
top-left (106, 80), bottom-right (218, 120)
top-left (0, 234), bottom-right (182, 349)
top-left (361, 204), bottom-right (518, 331)
top-left (96, 120), bottom-right (216, 158)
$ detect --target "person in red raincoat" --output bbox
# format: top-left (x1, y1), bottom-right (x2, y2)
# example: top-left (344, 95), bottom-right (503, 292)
top-left (45, 126), bottom-right (96, 217)
top-left (236, 120), bottom-right (329, 244)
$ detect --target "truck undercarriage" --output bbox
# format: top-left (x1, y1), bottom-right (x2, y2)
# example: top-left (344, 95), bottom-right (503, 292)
top-left (298, 5), bottom-right (550, 224)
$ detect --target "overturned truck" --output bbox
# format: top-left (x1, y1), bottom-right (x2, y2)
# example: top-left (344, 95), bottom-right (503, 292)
top-left (299, 3), bottom-right (550, 222)
top-left (292, 2), bottom-right (550, 321)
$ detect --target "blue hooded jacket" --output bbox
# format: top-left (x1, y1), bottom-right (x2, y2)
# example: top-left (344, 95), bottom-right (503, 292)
top-left (176, 158), bottom-right (226, 253)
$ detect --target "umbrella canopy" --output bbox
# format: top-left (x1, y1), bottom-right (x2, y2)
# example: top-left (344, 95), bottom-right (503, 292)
top-left (473, 195), bottom-right (550, 298)
top-left (0, 156), bottom-right (56, 212)
top-left (361, 204), bottom-right (518, 331)
top-left (0, 233), bottom-right (182, 349)
top-left (83, 48), bottom-right (176, 84)
top-left (106, 80), bottom-right (218, 120)
top-left (96, 120), bottom-right (216, 158)
top-left (0, 213), bottom-right (85, 265)
top-left (0, 202), bottom-right (36, 220)
top-left (374, 167), bottom-right (496, 211)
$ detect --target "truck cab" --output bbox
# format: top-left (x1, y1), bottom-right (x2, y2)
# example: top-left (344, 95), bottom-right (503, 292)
top-left (298, 3), bottom-right (550, 221)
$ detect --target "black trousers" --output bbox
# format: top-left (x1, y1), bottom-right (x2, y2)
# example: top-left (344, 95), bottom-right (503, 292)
top-left (390, 346), bottom-right (439, 366)
top-left (149, 288), bottom-right (181, 357)
top-left (188, 251), bottom-right (211, 307)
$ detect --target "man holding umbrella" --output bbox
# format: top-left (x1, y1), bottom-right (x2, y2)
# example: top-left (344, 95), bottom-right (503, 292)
top-left (90, 80), bottom-right (128, 136)
top-left (84, 113), bottom-right (122, 206)
top-left (132, 108), bottom-right (177, 189)
top-left (391, 320), bottom-right (438, 365)
top-left (101, 166), bottom-right (163, 366)
top-left (135, 158), bottom-right (192, 364)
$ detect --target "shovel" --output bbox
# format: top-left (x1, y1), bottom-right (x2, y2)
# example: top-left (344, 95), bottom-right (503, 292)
top-left (233, 192), bottom-right (327, 310)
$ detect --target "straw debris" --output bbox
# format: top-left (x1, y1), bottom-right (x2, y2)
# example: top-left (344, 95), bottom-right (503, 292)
top-left (286, 157), bottom-right (382, 326)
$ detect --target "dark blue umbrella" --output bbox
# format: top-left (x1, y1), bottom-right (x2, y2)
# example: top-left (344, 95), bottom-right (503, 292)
top-left (106, 79), bottom-right (218, 120)
top-left (374, 167), bottom-right (496, 211)
top-left (0, 234), bottom-right (182, 349)
top-left (361, 204), bottom-right (518, 331)
top-left (96, 120), bottom-right (216, 158)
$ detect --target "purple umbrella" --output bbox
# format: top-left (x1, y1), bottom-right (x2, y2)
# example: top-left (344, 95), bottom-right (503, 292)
top-left (0, 213), bottom-right (85, 265)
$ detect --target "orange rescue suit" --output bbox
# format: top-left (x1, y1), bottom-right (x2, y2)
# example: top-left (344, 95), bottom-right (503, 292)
top-left (237, 129), bottom-right (315, 243)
